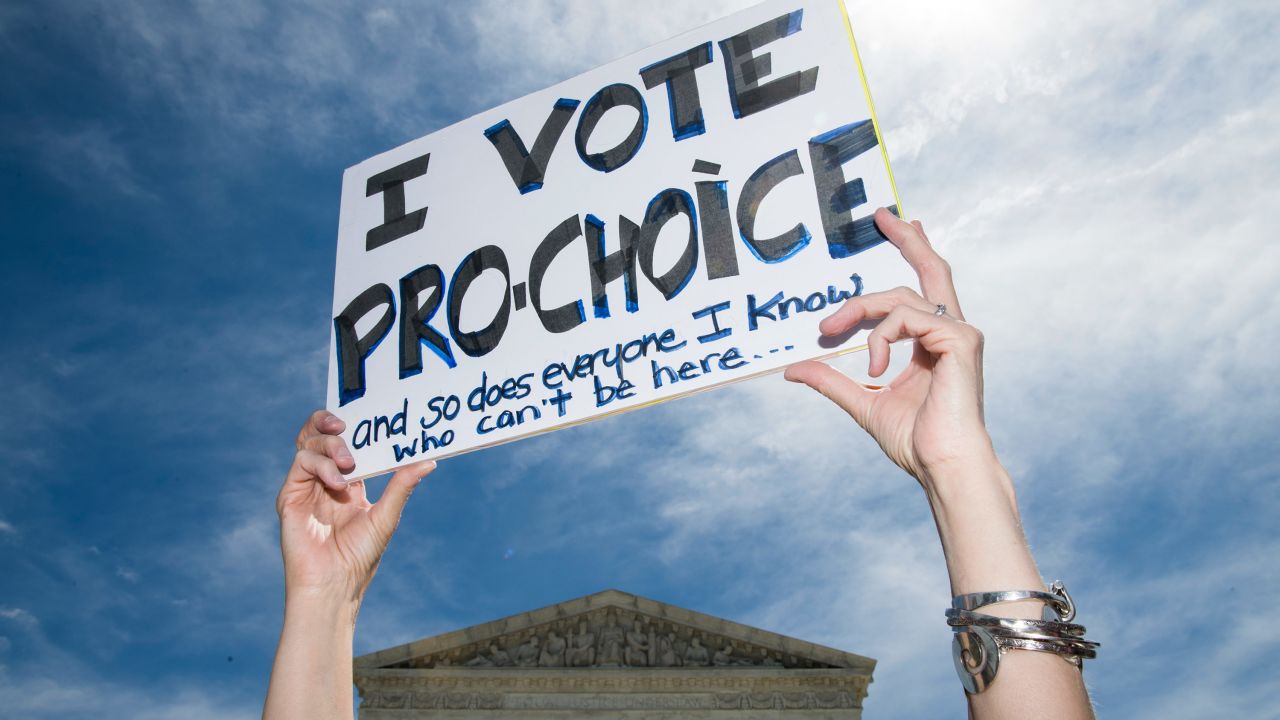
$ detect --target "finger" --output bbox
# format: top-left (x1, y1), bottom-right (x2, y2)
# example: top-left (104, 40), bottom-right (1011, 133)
top-left (286, 448), bottom-right (350, 492)
top-left (301, 433), bottom-right (356, 474)
top-left (295, 409), bottom-right (345, 450)
top-left (874, 208), bottom-right (963, 320)
top-left (369, 460), bottom-right (437, 542)
top-left (818, 285), bottom-right (933, 336)
top-left (784, 360), bottom-right (878, 429)
top-left (866, 305), bottom-right (981, 377)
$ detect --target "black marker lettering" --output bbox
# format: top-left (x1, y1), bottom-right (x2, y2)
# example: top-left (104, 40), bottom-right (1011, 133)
top-left (365, 153), bottom-right (430, 251)
top-left (719, 10), bottom-right (818, 119)
top-left (737, 149), bottom-right (810, 263)
top-left (586, 213), bottom-right (639, 318)
top-left (807, 120), bottom-right (893, 258)
top-left (695, 179), bottom-right (738, 279)
top-left (528, 215), bottom-right (587, 333)
top-left (639, 43), bottom-right (713, 141)
top-left (638, 188), bottom-right (699, 300)
top-left (484, 98), bottom-right (580, 194)
top-left (447, 246), bottom-right (512, 358)
top-left (399, 264), bottom-right (455, 378)
top-left (575, 83), bottom-right (648, 173)
top-left (334, 284), bottom-right (395, 405)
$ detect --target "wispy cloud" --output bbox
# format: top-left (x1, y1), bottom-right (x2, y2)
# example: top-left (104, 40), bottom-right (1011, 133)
top-left (0, 672), bottom-right (257, 720)
top-left (0, 608), bottom-right (37, 626)
top-left (33, 125), bottom-right (156, 200)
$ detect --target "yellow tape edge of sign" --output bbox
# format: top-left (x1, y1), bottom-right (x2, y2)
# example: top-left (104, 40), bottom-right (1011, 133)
top-left (838, 0), bottom-right (905, 219)
top-left (345, 3), bottom-right (905, 478)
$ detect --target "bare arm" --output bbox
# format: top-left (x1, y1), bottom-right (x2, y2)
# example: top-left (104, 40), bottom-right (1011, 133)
top-left (786, 208), bottom-right (1093, 719)
top-left (263, 411), bottom-right (435, 720)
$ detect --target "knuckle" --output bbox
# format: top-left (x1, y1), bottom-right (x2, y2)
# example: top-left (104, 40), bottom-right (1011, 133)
top-left (891, 286), bottom-right (917, 302)
top-left (917, 258), bottom-right (942, 276)
top-left (294, 449), bottom-right (321, 473)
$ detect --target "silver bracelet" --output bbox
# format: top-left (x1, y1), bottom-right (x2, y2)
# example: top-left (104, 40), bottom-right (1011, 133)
top-left (945, 608), bottom-right (1087, 637)
top-left (949, 581), bottom-right (1097, 694)
top-left (952, 579), bottom-right (1075, 621)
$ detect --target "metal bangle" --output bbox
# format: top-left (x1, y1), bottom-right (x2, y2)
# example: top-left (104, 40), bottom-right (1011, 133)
top-left (952, 580), bottom-right (1075, 622)
top-left (970, 625), bottom-right (1100, 652)
top-left (945, 608), bottom-right (1088, 637)
top-left (992, 634), bottom-right (1098, 661)
top-left (949, 581), bottom-right (1096, 695)
top-left (952, 626), bottom-right (1096, 695)
top-left (952, 626), bottom-right (1001, 694)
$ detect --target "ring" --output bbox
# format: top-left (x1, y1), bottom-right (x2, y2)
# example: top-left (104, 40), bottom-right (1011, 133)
top-left (934, 304), bottom-right (947, 317)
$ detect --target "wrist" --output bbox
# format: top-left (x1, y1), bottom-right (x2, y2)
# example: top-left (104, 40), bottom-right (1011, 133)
top-left (285, 585), bottom-right (363, 629)
top-left (921, 451), bottom-right (1017, 518)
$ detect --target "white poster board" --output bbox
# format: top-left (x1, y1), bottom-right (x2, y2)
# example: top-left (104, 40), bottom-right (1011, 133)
top-left (328, 0), bottom-right (912, 478)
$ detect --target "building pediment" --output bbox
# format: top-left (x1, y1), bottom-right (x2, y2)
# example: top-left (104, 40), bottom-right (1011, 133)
top-left (356, 589), bottom-right (874, 672)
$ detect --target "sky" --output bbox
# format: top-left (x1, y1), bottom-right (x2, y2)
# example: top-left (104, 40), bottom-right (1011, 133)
top-left (1, 0), bottom-right (1277, 718)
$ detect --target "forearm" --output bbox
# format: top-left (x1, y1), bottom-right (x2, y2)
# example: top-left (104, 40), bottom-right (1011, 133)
top-left (924, 455), bottom-right (1041, 599)
top-left (264, 591), bottom-right (359, 720)
top-left (923, 454), bottom-right (1094, 720)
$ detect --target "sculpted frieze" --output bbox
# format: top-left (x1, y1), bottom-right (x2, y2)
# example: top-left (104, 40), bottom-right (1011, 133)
top-left (398, 607), bottom-right (833, 670)
top-left (363, 688), bottom-right (860, 711)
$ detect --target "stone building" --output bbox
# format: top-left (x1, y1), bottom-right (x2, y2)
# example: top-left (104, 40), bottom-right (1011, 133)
top-left (355, 589), bottom-right (875, 719)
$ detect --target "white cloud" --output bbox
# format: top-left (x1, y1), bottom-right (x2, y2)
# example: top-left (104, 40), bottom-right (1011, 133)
top-left (0, 672), bottom-right (257, 720)
top-left (0, 608), bottom-right (37, 626)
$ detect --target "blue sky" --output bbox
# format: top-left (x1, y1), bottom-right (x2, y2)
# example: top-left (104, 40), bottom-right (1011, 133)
top-left (1, 1), bottom-right (1277, 718)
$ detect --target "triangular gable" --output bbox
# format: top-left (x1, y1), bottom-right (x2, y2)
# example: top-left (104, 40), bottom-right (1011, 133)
top-left (355, 588), bottom-right (875, 672)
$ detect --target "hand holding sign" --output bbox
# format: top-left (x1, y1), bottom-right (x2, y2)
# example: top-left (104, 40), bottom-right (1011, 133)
top-left (276, 411), bottom-right (435, 600)
top-left (785, 207), bottom-right (994, 487)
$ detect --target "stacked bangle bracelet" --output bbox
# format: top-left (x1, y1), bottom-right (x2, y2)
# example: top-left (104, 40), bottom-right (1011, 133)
top-left (949, 581), bottom-right (1099, 694)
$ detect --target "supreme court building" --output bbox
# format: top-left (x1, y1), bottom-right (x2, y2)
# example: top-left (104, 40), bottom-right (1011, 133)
top-left (355, 589), bottom-right (876, 719)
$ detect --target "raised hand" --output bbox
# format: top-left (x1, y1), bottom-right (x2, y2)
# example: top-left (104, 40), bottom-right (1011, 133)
top-left (787, 209), bottom-right (1094, 718)
top-left (785, 208), bottom-right (994, 487)
top-left (265, 411), bottom-right (436, 720)
top-left (276, 410), bottom-right (436, 604)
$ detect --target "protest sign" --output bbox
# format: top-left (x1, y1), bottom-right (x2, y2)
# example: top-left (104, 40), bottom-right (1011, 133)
top-left (327, 0), bottom-right (914, 478)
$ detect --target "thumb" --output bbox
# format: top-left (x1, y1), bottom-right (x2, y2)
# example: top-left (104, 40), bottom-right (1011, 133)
top-left (784, 360), bottom-right (878, 430)
top-left (369, 460), bottom-right (436, 542)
